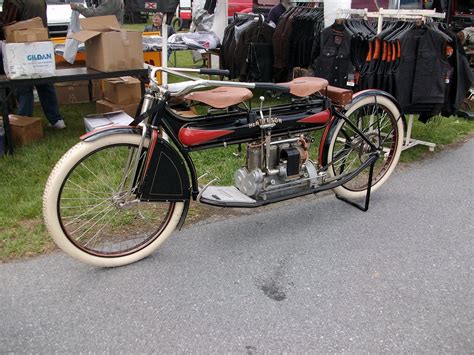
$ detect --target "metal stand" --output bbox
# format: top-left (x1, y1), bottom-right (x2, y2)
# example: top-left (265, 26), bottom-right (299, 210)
top-left (335, 154), bottom-right (376, 212)
top-left (402, 114), bottom-right (436, 152)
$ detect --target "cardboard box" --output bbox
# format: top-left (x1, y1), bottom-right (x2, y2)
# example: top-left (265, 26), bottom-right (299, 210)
top-left (7, 28), bottom-right (49, 43)
top-left (70, 16), bottom-right (143, 72)
top-left (9, 115), bottom-right (44, 146)
top-left (96, 99), bottom-right (139, 118)
top-left (91, 79), bottom-right (104, 101)
top-left (84, 111), bottom-right (134, 132)
top-left (55, 81), bottom-right (90, 104)
top-left (2, 41), bottom-right (56, 79)
top-left (103, 76), bottom-right (141, 104)
top-left (4, 17), bottom-right (48, 43)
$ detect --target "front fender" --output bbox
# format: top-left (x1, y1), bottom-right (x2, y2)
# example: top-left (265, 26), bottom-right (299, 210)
top-left (140, 133), bottom-right (191, 202)
top-left (80, 126), bottom-right (142, 142)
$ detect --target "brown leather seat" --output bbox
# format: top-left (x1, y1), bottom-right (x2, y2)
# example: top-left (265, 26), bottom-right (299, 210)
top-left (279, 77), bottom-right (329, 97)
top-left (184, 86), bottom-right (253, 109)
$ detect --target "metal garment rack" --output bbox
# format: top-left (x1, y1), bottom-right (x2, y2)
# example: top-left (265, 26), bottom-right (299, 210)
top-left (337, 8), bottom-right (446, 151)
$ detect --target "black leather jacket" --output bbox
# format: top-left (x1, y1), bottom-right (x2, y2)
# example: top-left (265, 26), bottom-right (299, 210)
top-left (395, 27), bottom-right (448, 112)
top-left (312, 24), bottom-right (355, 90)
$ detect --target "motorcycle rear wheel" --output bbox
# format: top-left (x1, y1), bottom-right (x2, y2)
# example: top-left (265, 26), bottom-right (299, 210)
top-left (43, 134), bottom-right (184, 267)
top-left (325, 95), bottom-right (404, 200)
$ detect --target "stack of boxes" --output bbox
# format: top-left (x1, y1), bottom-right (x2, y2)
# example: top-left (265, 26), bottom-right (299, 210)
top-left (1, 17), bottom-right (51, 145)
top-left (55, 81), bottom-right (90, 104)
top-left (96, 77), bottom-right (142, 117)
top-left (2, 17), bottom-right (56, 80)
top-left (1, 15), bottom-right (145, 140)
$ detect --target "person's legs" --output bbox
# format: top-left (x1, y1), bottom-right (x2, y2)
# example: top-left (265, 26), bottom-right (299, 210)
top-left (15, 85), bottom-right (35, 116)
top-left (36, 83), bottom-right (63, 125)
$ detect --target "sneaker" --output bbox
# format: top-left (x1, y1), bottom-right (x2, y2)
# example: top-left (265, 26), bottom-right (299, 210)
top-left (49, 120), bottom-right (66, 130)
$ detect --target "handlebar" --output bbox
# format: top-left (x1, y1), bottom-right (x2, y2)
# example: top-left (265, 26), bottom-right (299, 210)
top-left (146, 65), bottom-right (291, 97)
top-left (198, 68), bottom-right (230, 77)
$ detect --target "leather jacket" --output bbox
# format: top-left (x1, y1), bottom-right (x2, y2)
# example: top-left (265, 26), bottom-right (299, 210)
top-left (312, 24), bottom-right (355, 90)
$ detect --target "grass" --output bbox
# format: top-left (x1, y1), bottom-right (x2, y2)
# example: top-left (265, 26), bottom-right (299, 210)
top-left (1, 49), bottom-right (473, 261)
top-left (397, 115), bottom-right (474, 162)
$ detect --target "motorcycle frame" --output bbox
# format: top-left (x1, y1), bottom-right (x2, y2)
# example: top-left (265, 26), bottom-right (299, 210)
top-left (83, 68), bottom-right (388, 214)
top-left (146, 100), bottom-right (378, 210)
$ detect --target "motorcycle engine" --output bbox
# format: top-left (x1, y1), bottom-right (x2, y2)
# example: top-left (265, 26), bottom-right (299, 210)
top-left (235, 135), bottom-right (319, 198)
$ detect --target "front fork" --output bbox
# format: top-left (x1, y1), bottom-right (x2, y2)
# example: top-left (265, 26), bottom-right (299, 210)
top-left (119, 94), bottom-right (157, 201)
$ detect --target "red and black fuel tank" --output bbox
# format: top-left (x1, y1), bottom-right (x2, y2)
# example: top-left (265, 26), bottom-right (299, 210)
top-left (174, 102), bottom-right (332, 148)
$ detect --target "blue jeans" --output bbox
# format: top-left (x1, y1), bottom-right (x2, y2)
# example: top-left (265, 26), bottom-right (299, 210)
top-left (16, 84), bottom-right (63, 125)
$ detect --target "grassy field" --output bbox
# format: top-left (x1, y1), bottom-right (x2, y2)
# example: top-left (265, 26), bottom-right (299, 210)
top-left (1, 49), bottom-right (473, 262)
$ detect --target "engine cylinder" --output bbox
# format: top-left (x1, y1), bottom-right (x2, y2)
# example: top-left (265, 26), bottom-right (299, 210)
top-left (247, 143), bottom-right (261, 172)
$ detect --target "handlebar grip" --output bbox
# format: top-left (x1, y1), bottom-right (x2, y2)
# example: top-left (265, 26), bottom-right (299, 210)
top-left (254, 83), bottom-right (290, 93)
top-left (199, 68), bottom-right (230, 77)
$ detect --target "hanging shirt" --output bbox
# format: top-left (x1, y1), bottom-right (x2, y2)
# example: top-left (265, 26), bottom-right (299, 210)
top-left (395, 26), bottom-right (448, 112)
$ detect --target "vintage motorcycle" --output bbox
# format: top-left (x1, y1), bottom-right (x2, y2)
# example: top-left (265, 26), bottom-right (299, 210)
top-left (43, 67), bottom-right (404, 267)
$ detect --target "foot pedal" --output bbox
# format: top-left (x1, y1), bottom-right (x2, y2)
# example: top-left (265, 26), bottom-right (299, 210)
top-left (199, 186), bottom-right (257, 205)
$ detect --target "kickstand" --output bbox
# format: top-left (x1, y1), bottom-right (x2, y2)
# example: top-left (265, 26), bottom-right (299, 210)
top-left (335, 158), bottom-right (375, 212)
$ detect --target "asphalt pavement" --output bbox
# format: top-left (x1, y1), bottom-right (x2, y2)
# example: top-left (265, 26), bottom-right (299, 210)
top-left (1, 138), bottom-right (473, 353)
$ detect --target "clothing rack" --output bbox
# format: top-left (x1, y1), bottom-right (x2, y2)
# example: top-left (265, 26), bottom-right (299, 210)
top-left (335, 8), bottom-right (370, 20)
top-left (337, 8), bottom-right (447, 152)
top-left (290, 0), bottom-right (323, 3)
top-left (233, 13), bottom-right (264, 21)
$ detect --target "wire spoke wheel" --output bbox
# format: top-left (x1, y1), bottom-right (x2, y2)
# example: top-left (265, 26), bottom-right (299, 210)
top-left (44, 134), bottom-right (184, 267)
top-left (326, 95), bottom-right (403, 199)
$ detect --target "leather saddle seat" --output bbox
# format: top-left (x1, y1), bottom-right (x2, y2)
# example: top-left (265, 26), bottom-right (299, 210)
top-left (278, 77), bottom-right (329, 97)
top-left (184, 86), bottom-right (253, 109)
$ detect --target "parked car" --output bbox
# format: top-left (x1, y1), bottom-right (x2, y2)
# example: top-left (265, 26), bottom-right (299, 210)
top-left (228, 0), bottom-right (253, 16)
top-left (174, 0), bottom-right (252, 30)
top-left (46, 0), bottom-right (87, 37)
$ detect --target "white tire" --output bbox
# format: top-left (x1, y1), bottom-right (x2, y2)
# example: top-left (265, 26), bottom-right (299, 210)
top-left (43, 134), bottom-right (184, 267)
top-left (326, 95), bottom-right (404, 200)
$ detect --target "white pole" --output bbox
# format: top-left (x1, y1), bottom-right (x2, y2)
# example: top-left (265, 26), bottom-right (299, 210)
top-left (161, 13), bottom-right (169, 141)
top-left (162, 13), bottom-right (168, 85)
top-left (377, 8), bottom-right (383, 33)
top-left (210, 0), bottom-right (228, 69)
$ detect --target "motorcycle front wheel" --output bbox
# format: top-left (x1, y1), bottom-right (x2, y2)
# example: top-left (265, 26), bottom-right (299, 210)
top-left (43, 134), bottom-right (184, 267)
top-left (324, 95), bottom-right (404, 200)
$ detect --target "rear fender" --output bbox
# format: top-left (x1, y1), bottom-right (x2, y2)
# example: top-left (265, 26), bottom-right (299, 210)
top-left (319, 90), bottom-right (405, 166)
top-left (351, 89), bottom-right (406, 130)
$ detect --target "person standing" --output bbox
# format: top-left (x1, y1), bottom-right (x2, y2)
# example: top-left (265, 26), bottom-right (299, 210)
top-left (2, 0), bottom-right (66, 129)
top-left (70, 0), bottom-right (125, 25)
top-left (267, 0), bottom-right (291, 27)
top-left (144, 12), bottom-right (175, 37)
